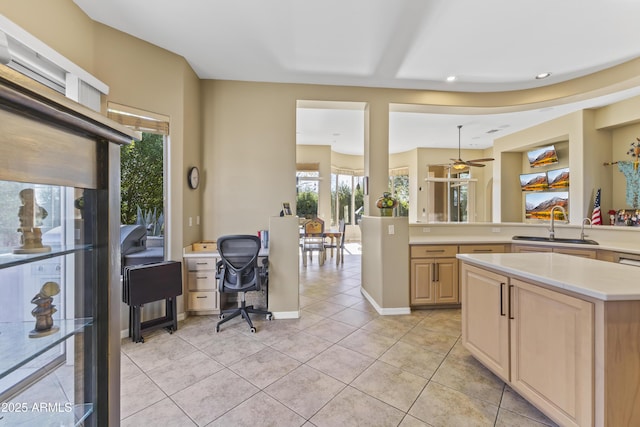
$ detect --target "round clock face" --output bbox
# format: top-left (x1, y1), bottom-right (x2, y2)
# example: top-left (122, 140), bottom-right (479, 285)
top-left (188, 167), bottom-right (199, 189)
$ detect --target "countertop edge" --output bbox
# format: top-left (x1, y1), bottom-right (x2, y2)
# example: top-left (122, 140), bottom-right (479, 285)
top-left (457, 253), bottom-right (640, 301)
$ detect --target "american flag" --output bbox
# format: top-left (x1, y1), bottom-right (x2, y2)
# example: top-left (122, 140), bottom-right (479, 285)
top-left (591, 188), bottom-right (602, 225)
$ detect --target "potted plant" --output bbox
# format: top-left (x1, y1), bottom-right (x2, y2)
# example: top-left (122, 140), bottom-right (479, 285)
top-left (136, 206), bottom-right (164, 246)
top-left (376, 192), bottom-right (398, 216)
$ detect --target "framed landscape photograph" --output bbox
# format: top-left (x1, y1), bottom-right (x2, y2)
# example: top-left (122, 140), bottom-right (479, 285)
top-left (527, 145), bottom-right (559, 168)
top-left (519, 172), bottom-right (548, 191)
top-left (547, 167), bottom-right (570, 188)
top-left (525, 191), bottom-right (568, 221)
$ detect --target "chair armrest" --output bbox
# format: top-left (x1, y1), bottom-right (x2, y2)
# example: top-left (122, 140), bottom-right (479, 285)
top-left (215, 259), bottom-right (224, 278)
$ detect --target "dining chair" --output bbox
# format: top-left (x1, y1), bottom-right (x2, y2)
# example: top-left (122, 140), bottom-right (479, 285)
top-left (301, 218), bottom-right (325, 266)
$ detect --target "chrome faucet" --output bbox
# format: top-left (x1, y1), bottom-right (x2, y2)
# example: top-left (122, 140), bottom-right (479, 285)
top-left (581, 218), bottom-right (592, 240)
top-left (549, 206), bottom-right (567, 240)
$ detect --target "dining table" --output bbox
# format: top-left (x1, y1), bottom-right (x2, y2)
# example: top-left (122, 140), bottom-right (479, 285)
top-left (299, 229), bottom-right (343, 265)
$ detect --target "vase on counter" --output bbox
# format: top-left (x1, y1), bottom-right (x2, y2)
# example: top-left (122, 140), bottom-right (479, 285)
top-left (376, 192), bottom-right (398, 217)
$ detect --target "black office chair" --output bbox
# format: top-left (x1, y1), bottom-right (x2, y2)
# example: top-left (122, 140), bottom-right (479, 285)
top-left (215, 235), bottom-right (272, 333)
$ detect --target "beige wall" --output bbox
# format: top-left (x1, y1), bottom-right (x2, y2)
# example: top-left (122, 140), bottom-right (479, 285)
top-left (5, 1), bottom-right (640, 244)
top-left (298, 145), bottom-right (493, 224)
top-left (596, 96), bottom-right (640, 209)
top-left (2, 1), bottom-right (202, 260)
top-left (0, 0), bottom-right (96, 72)
top-left (331, 151), bottom-right (365, 171)
top-left (495, 95), bottom-right (640, 223)
top-left (611, 123), bottom-right (640, 208)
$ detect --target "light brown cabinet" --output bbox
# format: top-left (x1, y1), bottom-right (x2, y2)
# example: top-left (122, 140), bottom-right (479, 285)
top-left (511, 244), bottom-right (552, 253)
top-left (410, 245), bottom-right (458, 305)
top-left (458, 244), bottom-right (509, 254)
top-left (460, 265), bottom-right (510, 380)
top-left (512, 243), bottom-right (596, 259)
top-left (509, 277), bottom-right (593, 427)
top-left (461, 260), bottom-right (640, 427)
top-left (186, 257), bottom-right (220, 313)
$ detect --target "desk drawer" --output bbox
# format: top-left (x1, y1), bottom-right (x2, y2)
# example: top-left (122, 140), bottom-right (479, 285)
top-left (187, 258), bottom-right (217, 271)
top-left (411, 245), bottom-right (458, 258)
top-left (189, 291), bottom-right (218, 311)
top-left (188, 272), bottom-right (216, 291)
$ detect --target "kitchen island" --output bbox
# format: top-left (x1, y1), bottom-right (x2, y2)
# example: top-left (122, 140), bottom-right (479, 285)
top-left (458, 252), bottom-right (640, 427)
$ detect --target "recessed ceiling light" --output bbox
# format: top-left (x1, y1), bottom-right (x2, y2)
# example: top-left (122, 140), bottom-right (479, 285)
top-left (535, 72), bottom-right (552, 80)
top-left (446, 75), bottom-right (456, 82)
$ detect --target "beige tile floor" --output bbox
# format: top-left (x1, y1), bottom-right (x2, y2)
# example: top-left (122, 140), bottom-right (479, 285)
top-left (120, 253), bottom-right (559, 427)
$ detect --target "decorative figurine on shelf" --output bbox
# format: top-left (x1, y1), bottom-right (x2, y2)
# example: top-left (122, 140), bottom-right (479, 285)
top-left (29, 281), bottom-right (61, 338)
top-left (13, 188), bottom-right (51, 254)
top-left (376, 192), bottom-right (398, 217)
top-left (608, 210), bottom-right (617, 225)
top-left (74, 195), bottom-right (85, 219)
top-left (626, 138), bottom-right (640, 171)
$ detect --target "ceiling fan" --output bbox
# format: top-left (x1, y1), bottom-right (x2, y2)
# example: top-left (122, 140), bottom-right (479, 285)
top-left (450, 125), bottom-right (494, 170)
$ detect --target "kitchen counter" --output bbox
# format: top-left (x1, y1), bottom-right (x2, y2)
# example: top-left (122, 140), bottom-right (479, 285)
top-left (410, 234), bottom-right (640, 255)
top-left (458, 252), bottom-right (640, 301)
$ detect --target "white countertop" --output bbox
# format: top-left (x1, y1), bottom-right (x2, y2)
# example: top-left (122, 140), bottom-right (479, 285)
top-left (458, 252), bottom-right (640, 301)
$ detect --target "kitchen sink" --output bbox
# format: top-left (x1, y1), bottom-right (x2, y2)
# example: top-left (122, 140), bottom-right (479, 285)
top-left (512, 235), bottom-right (599, 245)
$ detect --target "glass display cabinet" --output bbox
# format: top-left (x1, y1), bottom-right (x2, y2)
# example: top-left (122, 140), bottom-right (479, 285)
top-left (0, 65), bottom-right (135, 425)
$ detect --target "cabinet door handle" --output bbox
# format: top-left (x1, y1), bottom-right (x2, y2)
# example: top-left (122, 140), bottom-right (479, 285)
top-left (431, 263), bottom-right (436, 282)
top-left (196, 276), bottom-right (208, 279)
top-left (499, 282), bottom-right (505, 316)
top-left (435, 263), bottom-right (439, 282)
top-left (196, 296), bottom-right (207, 299)
top-left (196, 262), bottom-right (208, 265)
top-left (425, 249), bottom-right (445, 253)
top-left (473, 249), bottom-right (493, 253)
top-left (508, 284), bottom-right (514, 320)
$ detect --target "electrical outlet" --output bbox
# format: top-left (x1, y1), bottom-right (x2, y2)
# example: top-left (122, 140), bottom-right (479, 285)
top-left (388, 224), bottom-right (395, 235)
top-left (492, 227), bottom-right (500, 233)
top-left (196, 215), bottom-right (200, 225)
top-left (422, 227), bottom-right (431, 233)
top-left (189, 217), bottom-right (193, 227)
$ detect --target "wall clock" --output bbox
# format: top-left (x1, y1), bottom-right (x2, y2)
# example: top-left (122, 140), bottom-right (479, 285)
top-left (188, 166), bottom-right (199, 189)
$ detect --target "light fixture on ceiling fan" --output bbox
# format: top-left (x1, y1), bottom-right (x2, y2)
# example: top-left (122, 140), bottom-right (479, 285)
top-left (451, 125), bottom-right (494, 170)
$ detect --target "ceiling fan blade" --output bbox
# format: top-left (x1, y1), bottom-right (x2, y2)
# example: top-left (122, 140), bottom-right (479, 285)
top-left (466, 162), bottom-right (486, 167)
top-left (466, 158), bottom-right (495, 163)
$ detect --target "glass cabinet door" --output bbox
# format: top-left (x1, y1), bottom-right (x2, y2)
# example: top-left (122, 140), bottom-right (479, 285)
top-left (0, 180), bottom-right (98, 426)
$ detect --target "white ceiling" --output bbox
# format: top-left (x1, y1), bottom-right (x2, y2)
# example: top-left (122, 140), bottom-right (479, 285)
top-left (73, 0), bottom-right (640, 155)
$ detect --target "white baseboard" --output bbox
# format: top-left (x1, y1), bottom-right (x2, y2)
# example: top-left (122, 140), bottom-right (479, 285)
top-left (360, 287), bottom-right (411, 316)
top-left (120, 312), bottom-right (187, 340)
top-left (271, 311), bottom-right (299, 319)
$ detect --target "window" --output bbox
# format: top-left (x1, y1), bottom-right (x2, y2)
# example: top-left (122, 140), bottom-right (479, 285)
top-left (330, 169), bottom-right (364, 226)
top-left (296, 170), bottom-right (320, 219)
top-left (108, 105), bottom-right (169, 256)
top-left (390, 168), bottom-right (409, 217)
top-left (451, 172), bottom-right (470, 222)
